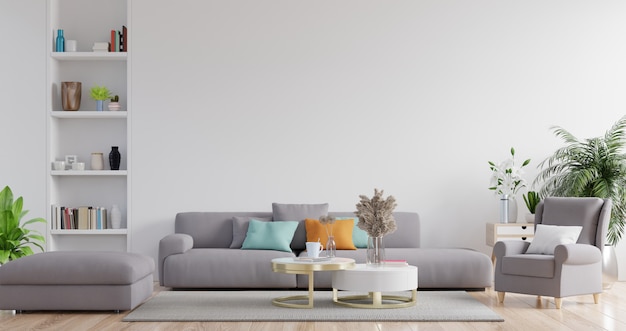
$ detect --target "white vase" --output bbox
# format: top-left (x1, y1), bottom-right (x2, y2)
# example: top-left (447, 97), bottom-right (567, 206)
top-left (91, 152), bottom-right (104, 170)
top-left (111, 204), bottom-right (122, 229)
top-left (525, 213), bottom-right (535, 223)
top-left (508, 196), bottom-right (518, 223)
top-left (499, 194), bottom-right (518, 223)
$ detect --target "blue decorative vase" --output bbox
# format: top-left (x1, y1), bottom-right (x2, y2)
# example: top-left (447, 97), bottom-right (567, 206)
top-left (96, 100), bottom-right (104, 111)
top-left (56, 29), bottom-right (65, 52)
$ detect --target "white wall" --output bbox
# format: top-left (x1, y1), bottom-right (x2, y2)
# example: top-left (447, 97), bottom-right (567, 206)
top-left (0, 1), bottom-right (47, 240)
top-left (2, 0), bottom-right (626, 280)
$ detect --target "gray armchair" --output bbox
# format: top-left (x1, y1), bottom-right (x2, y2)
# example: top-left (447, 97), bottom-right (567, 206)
top-left (494, 197), bottom-right (611, 309)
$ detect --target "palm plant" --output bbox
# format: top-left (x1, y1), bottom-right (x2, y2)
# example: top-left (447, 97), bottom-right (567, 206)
top-left (534, 116), bottom-right (626, 246)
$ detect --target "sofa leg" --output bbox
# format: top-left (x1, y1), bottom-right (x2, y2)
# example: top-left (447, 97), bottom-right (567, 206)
top-left (497, 292), bottom-right (505, 303)
top-left (593, 293), bottom-right (600, 304)
top-left (554, 298), bottom-right (562, 309)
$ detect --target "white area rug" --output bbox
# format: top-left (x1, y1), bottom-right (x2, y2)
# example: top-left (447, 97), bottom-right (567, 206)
top-left (124, 290), bottom-right (503, 322)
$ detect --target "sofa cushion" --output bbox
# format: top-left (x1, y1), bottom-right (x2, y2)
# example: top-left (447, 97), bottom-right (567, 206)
top-left (337, 216), bottom-right (368, 248)
top-left (241, 220), bottom-right (299, 252)
top-left (230, 216), bottom-right (272, 248)
top-left (501, 254), bottom-right (555, 278)
top-left (305, 218), bottom-right (356, 250)
top-left (272, 203), bottom-right (329, 250)
top-left (525, 224), bottom-right (582, 255)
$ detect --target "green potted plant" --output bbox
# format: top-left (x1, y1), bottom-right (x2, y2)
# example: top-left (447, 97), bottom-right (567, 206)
top-left (90, 85), bottom-right (111, 111)
top-left (534, 116), bottom-right (626, 246)
top-left (522, 191), bottom-right (541, 222)
top-left (0, 186), bottom-right (46, 265)
top-left (108, 95), bottom-right (121, 111)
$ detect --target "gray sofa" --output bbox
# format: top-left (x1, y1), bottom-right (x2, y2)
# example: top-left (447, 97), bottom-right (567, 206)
top-left (159, 211), bottom-right (492, 290)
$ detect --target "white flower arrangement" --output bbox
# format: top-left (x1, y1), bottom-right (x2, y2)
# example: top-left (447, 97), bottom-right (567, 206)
top-left (488, 147), bottom-right (531, 195)
top-left (355, 189), bottom-right (397, 237)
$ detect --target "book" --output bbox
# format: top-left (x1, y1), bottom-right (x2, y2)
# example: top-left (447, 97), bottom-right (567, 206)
top-left (77, 206), bottom-right (90, 229)
top-left (122, 25), bottom-right (127, 52)
top-left (96, 207), bottom-right (102, 229)
top-left (115, 30), bottom-right (120, 52)
top-left (89, 207), bottom-right (97, 229)
top-left (110, 30), bottom-right (116, 52)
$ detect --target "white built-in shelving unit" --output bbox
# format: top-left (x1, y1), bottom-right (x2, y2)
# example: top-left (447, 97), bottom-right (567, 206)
top-left (46, 0), bottom-right (131, 252)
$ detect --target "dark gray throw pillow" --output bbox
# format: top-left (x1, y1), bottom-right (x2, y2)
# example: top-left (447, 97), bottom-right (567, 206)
top-left (272, 203), bottom-right (329, 250)
top-left (229, 216), bottom-right (272, 249)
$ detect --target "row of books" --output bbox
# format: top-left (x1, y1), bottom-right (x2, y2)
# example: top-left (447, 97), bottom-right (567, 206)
top-left (111, 26), bottom-right (128, 52)
top-left (51, 205), bottom-right (109, 230)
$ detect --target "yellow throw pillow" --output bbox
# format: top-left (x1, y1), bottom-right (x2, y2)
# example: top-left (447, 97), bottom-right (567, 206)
top-left (305, 218), bottom-right (357, 250)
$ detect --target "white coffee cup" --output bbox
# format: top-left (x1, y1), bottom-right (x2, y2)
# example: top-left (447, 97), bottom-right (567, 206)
top-left (53, 161), bottom-right (65, 170)
top-left (72, 162), bottom-right (85, 171)
top-left (66, 40), bottom-right (77, 52)
top-left (305, 242), bottom-right (324, 258)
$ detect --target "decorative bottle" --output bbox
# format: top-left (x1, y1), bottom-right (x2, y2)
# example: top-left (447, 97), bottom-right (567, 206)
top-left (56, 29), bottom-right (65, 52)
top-left (110, 204), bottom-right (122, 229)
top-left (326, 235), bottom-right (336, 258)
top-left (109, 146), bottom-right (121, 170)
top-left (90, 152), bottom-right (104, 170)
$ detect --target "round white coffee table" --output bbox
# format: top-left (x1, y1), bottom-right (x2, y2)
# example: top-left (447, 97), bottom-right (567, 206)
top-left (332, 264), bottom-right (418, 308)
top-left (271, 257), bottom-right (355, 308)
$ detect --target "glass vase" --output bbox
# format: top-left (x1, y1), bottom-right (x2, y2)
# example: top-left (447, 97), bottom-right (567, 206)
top-left (326, 235), bottom-right (336, 258)
top-left (367, 236), bottom-right (385, 266)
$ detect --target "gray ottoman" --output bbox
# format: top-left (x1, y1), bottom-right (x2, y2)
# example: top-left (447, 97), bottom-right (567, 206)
top-left (0, 251), bottom-right (154, 311)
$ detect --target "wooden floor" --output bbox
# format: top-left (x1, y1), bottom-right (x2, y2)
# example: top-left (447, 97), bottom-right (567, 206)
top-left (1, 282), bottom-right (625, 331)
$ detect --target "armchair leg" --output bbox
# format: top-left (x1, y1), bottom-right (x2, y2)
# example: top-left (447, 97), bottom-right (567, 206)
top-left (497, 292), bottom-right (505, 303)
top-left (593, 293), bottom-right (600, 304)
top-left (554, 298), bottom-right (562, 309)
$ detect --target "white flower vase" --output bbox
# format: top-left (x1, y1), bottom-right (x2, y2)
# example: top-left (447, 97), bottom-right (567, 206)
top-left (111, 204), bottom-right (122, 229)
top-left (508, 196), bottom-right (518, 223)
top-left (499, 194), bottom-right (518, 223)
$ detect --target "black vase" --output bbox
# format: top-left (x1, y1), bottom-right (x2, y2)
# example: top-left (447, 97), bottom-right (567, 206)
top-left (109, 146), bottom-right (121, 170)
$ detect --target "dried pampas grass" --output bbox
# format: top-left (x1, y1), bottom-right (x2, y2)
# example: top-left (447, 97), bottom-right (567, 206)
top-left (355, 189), bottom-right (397, 237)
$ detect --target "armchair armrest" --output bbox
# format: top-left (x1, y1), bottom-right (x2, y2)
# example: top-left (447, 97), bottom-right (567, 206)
top-left (555, 244), bottom-right (602, 265)
top-left (158, 233), bottom-right (194, 285)
top-left (494, 240), bottom-right (530, 259)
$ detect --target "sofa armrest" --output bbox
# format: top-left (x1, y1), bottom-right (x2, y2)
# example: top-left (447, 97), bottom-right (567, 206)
top-left (493, 240), bottom-right (529, 259)
top-left (158, 234), bottom-right (194, 285)
top-left (555, 244), bottom-right (602, 265)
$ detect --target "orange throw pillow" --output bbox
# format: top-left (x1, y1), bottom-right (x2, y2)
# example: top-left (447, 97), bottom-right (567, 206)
top-left (305, 218), bottom-right (357, 250)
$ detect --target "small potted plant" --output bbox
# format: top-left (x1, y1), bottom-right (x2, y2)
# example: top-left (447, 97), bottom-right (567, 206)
top-left (0, 186), bottom-right (46, 265)
top-left (108, 95), bottom-right (121, 111)
top-left (522, 191), bottom-right (541, 223)
top-left (90, 85), bottom-right (111, 111)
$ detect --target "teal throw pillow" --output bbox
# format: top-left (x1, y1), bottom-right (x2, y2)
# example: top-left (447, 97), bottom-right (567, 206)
top-left (241, 219), bottom-right (299, 252)
top-left (337, 216), bottom-right (368, 248)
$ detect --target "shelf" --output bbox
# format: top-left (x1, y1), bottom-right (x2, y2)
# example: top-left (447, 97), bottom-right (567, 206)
top-left (50, 52), bottom-right (127, 61)
top-left (51, 111), bottom-right (127, 119)
top-left (47, 0), bottom-right (130, 253)
top-left (51, 170), bottom-right (128, 176)
top-left (51, 229), bottom-right (127, 235)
